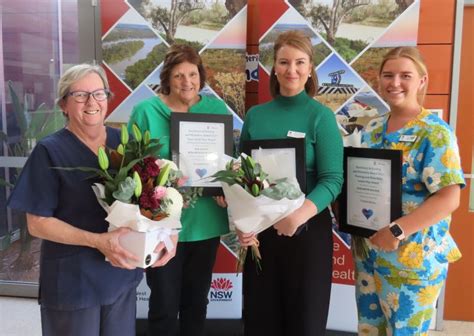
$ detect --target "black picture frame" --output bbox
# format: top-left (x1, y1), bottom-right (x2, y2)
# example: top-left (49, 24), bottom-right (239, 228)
top-left (241, 138), bottom-right (306, 193)
top-left (170, 112), bottom-right (233, 196)
top-left (339, 147), bottom-right (402, 237)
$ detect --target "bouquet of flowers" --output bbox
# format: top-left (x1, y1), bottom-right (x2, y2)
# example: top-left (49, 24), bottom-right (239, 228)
top-left (211, 153), bottom-right (305, 272)
top-left (68, 124), bottom-right (198, 268)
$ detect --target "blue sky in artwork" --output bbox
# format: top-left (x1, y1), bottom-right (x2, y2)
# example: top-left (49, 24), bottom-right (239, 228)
top-left (317, 53), bottom-right (364, 89)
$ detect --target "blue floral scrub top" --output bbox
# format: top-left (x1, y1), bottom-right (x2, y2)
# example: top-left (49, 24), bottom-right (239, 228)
top-left (361, 108), bottom-right (465, 280)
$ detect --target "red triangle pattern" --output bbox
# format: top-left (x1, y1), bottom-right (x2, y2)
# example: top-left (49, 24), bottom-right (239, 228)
top-left (213, 243), bottom-right (238, 273)
top-left (102, 65), bottom-right (131, 118)
top-left (258, 66), bottom-right (272, 104)
top-left (258, 0), bottom-right (289, 38)
top-left (101, 0), bottom-right (130, 35)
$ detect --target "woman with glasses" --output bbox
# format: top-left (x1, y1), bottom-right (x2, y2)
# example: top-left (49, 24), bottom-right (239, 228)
top-left (7, 64), bottom-right (143, 336)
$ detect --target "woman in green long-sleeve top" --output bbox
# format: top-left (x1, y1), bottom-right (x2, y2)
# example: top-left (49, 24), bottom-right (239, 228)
top-left (238, 30), bottom-right (344, 336)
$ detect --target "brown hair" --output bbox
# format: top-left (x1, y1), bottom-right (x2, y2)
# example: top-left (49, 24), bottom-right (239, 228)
top-left (159, 44), bottom-right (206, 95)
top-left (379, 47), bottom-right (428, 105)
top-left (269, 30), bottom-right (318, 98)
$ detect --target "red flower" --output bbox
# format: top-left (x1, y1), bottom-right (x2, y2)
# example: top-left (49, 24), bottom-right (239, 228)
top-left (210, 278), bottom-right (233, 291)
top-left (132, 158), bottom-right (160, 183)
top-left (144, 157), bottom-right (160, 177)
top-left (139, 189), bottom-right (160, 210)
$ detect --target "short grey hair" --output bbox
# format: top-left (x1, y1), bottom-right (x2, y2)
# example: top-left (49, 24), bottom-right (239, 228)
top-left (56, 64), bottom-right (111, 106)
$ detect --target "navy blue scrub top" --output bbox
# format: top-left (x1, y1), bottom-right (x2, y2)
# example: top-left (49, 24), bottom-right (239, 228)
top-left (7, 127), bottom-right (142, 310)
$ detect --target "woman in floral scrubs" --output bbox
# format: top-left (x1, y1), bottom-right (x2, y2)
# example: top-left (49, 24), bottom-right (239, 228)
top-left (354, 47), bottom-right (465, 335)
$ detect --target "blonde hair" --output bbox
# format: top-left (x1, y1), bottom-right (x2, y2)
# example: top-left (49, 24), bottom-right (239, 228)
top-left (269, 30), bottom-right (318, 98)
top-left (56, 64), bottom-right (111, 106)
top-left (379, 47), bottom-right (428, 105)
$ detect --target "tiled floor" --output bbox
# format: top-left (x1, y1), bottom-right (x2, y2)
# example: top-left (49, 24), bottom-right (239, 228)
top-left (0, 296), bottom-right (472, 335)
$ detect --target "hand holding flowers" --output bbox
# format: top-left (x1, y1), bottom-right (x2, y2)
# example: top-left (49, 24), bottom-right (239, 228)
top-left (60, 124), bottom-right (197, 268)
top-left (211, 153), bottom-right (305, 272)
top-left (273, 199), bottom-right (318, 236)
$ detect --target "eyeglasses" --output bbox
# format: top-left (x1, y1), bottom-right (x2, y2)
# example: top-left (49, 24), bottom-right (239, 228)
top-left (66, 89), bottom-right (110, 103)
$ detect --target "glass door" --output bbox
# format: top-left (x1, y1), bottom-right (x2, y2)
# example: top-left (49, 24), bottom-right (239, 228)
top-left (0, 0), bottom-right (96, 297)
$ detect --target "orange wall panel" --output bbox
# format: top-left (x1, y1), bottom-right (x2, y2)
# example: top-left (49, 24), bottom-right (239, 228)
top-left (445, 179), bottom-right (474, 321)
top-left (444, 5), bottom-right (474, 321)
top-left (418, 0), bottom-right (456, 44)
top-left (424, 95), bottom-right (450, 123)
top-left (246, 0), bottom-right (259, 46)
top-left (418, 45), bottom-right (453, 95)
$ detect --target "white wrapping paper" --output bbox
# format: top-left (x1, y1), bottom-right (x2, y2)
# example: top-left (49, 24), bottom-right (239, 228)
top-left (92, 183), bottom-right (181, 268)
top-left (219, 149), bottom-right (305, 235)
top-left (222, 182), bottom-right (304, 234)
top-left (343, 128), bottom-right (362, 147)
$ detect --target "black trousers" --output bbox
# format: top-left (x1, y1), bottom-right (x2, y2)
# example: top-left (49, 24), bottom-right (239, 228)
top-left (145, 237), bottom-right (220, 336)
top-left (243, 209), bottom-right (333, 336)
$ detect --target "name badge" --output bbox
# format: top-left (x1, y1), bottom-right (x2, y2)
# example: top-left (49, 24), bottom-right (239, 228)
top-left (399, 135), bottom-right (417, 142)
top-left (287, 130), bottom-right (306, 138)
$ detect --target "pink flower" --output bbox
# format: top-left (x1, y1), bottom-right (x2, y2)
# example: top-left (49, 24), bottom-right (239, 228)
top-left (152, 186), bottom-right (167, 200)
top-left (176, 176), bottom-right (189, 187)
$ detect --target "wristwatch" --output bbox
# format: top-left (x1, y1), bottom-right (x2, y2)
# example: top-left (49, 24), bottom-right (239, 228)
top-left (389, 222), bottom-right (405, 240)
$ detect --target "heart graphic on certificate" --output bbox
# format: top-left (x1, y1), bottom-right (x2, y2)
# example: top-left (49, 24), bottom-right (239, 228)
top-left (362, 208), bottom-right (374, 219)
top-left (195, 168), bottom-right (207, 178)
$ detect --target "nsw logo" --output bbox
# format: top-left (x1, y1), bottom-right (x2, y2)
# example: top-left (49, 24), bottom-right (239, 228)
top-left (209, 278), bottom-right (233, 302)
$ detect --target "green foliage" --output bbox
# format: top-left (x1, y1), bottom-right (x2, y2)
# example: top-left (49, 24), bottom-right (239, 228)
top-left (184, 2), bottom-right (228, 28)
top-left (346, 0), bottom-right (398, 26)
top-left (124, 43), bottom-right (168, 89)
top-left (55, 124), bottom-right (163, 205)
top-left (211, 155), bottom-right (268, 196)
top-left (173, 38), bottom-right (204, 51)
top-left (103, 40), bottom-right (144, 65)
top-left (212, 155), bottom-right (302, 200)
top-left (0, 81), bottom-right (65, 160)
top-left (319, 32), bottom-right (367, 63)
top-left (1, 81), bottom-right (65, 250)
top-left (104, 27), bottom-right (157, 42)
top-left (352, 236), bottom-right (369, 258)
top-left (112, 176), bottom-right (137, 202)
top-left (260, 178), bottom-right (302, 200)
top-left (352, 47), bottom-right (390, 90)
top-left (201, 49), bottom-right (245, 117)
top-left (259, 46), bottom-right (274, 71)
top-left (201, 49), bottom-right (245, 73)
top-left (313, 44), bottom-right (332, 66)
top-left (157, 163), bottom-right (171, 186)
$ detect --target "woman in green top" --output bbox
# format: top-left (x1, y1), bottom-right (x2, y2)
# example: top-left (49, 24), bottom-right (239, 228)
top-left (239, 30), bottom-right (344, 336)
top-left (128, 44), bottom-right (229, 336)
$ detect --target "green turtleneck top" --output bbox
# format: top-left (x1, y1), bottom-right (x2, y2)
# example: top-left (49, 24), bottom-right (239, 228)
top-left (240, 90), bottom-right (343, 212)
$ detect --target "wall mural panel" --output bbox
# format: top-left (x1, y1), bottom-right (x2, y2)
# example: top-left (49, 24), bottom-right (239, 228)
top-left (252, 0), bottom-right (419, 332)
top-left (101, 0), bottom-right (248, 319)
top-left (101, 0), bottom-right (420, 327)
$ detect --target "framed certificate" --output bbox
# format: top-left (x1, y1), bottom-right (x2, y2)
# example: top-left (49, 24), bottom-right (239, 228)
top-left (170, 112), bottom-right (233, 196)
top-left (339, 147), bottom-right (402, 237)
top-left (241, 138), bottom-right (306, 193)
